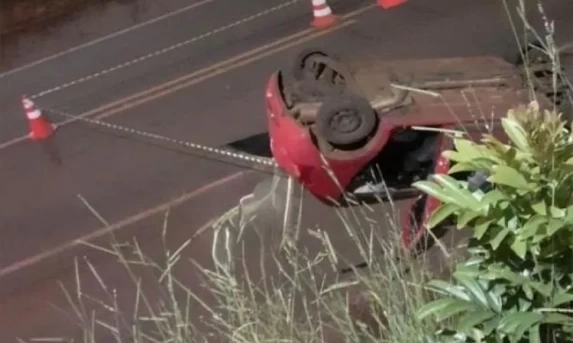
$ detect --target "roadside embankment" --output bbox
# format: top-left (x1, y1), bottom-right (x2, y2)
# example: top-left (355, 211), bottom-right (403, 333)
top-left (0, 0), bottom-right (113, 36)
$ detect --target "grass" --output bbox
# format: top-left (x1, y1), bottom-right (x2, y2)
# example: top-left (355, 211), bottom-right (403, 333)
top-left (42, 184), bottom-right (450, 343)
top-left (21, 0), bottom-right (573, 342)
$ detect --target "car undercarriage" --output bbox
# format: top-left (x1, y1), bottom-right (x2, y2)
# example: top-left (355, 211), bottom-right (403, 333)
top-left (271, 41), bottom-right (572, 203)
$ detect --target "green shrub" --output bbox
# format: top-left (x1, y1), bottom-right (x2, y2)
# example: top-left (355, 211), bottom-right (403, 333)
top-left (413, 102), bottom-right (573, 343)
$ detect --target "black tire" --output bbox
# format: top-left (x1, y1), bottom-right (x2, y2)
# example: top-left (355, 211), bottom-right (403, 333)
top-left (290, 47), bottom-right (339, 81)
top-left (289, 48), bottom-right (350, 95)
top-left (316, 94), bottom-right (378, 147)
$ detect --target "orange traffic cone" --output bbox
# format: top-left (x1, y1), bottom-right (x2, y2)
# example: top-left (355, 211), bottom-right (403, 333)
top-left (311, 0), bottom-right (338, 30)
top-left (378, 0), bottom-right (407, 9)
top-left (21, 95), bottom-right (55, 140)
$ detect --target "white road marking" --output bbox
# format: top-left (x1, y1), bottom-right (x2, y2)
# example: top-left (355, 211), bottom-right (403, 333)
top-left (0, 0), bottom-right (214, 79)
top-left (0, 171), bottom-right (247, 278)
top-left (28, 0), bottom-right (304, 99)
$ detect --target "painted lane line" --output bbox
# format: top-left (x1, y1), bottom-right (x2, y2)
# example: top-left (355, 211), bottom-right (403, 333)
top-left (0, 0), bottom-right (214, 80)
top-left (0, 6), bottom-right (378, 277)
top-left (29, 0), bottom-right (304, 99)
top-left (86, 29), bottom-right (315, 119)
top-left (0, 22), bottom-right (348, 151)
top-left (0, 171), bottom-right (246, 278)
top-left (0, 20), bottom-right (354, 277)
top-left (0, 4), bottom-right (376, 152)
top-left (0, 28), bottom-right (311, 153)
top-left (94, 21), bottom-right (357, 120)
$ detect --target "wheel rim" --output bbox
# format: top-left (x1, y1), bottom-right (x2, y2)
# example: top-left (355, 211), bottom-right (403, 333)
top-left (300, 54), bottom-right (345, 86)
top-left (328, 109), bottom-right (362, 134)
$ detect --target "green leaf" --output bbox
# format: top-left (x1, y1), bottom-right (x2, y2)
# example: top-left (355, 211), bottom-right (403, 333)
top-left (457, 311), bottom-right (497, 332)
top-left (433, 299), bottom-right (476, 322)
top-left (490, 165), bottom-right (530, 190)
top-left (531, 201), bottom-right (547, 215)
top-left (427, 280), bottom-right (472, 302)
top-left (529, 281), bottom-right (552, 297)
top-left (550, 292), bottom-right (573, 307)
top-left (454, 275), bottom-right (490, 309)
top-left (474, 218), bottom-right (495, 240)
top-left (490, 227), bottom-right (511, 250)
top-left (550, 206), bottom-right (566, 218)
top-left (520, 215), bottom-right (548, 240)
top-left (486, 265), bottom-right (525, 285)
top-left (482, 316), bottom-right (501, 335)
top-left (516, 323), bottom-right (540, 342)
top-left (486, 290), bottom-right (504, 314)
top-left (564, 205), bottom-right (573, 224)
top-left (510, 238), bottom-right (527, 259)
top-left (467, 157), bottom-right (497, 171)
top-left (454, 138), bottom-right (484, 161)
top-left (524, 283), bottom-right (534, 300)
top-left (547, 218), bottom-right (565, 236)
top-left (442, 150), bottom-right (467, 163)
top-left (519, 298), bottom-right (533, 312)
top-left (426, 203), bottom-right (459, 229)
top-left (502, 116), bottom-right (530, 152)
top-left (465, 328), bottom-right (485, 343)
top-left (543, 312), bottom-right (573, 325)
top-left (456, 263), bottom-right (481, 278)
top-left (528, 325), bottom-right (541, 343)
top-left (457, 210), bottom-right (482, 229)
top-left (498, 312), bottom-right (542, 338)
top-left (448, 161), bottom-right (478, 174)
top-left (417, 298), bottom-right (471, 320)
top-left (433, 174), bottom-right (482, 209)
top-left (413, 180), bottom-right (455, 204)
top-left (480, 189), bottom-right (509, 206)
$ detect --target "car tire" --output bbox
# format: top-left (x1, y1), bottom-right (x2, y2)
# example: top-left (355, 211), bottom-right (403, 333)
top-left (290, 47), bottom-right (339, 81)
top-left (315, 93), bottom-right (378, 147)
top-left (289, 47), bottom-right (350, 95)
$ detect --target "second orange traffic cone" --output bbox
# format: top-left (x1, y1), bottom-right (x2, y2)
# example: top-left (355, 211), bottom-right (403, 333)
top-left (378, 0), bottom-right (407, 9)
top-left (311, 0), bottom-right (338, 30)
top-left (21, 95), bottom-right (55, 140)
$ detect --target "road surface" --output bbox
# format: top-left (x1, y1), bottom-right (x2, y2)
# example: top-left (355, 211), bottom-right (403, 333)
top-left (1, 0), bottom-right (573, 341)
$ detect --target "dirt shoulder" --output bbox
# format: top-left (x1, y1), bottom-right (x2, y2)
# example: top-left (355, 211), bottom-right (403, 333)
top-left (0, 0), bottom-right (112, 36)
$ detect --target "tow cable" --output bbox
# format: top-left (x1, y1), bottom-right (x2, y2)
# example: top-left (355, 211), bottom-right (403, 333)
top-left (42, 107), bottom-right (283, 176)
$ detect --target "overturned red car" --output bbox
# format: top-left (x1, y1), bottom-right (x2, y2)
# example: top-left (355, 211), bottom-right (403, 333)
top-left (265, 45), bottom-right (571, 249)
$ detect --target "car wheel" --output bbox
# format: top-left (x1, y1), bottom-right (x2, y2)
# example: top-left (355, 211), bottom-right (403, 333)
top-left (315, 93), bottom-right (378, 147)
top-left (290, 48), bottom-right (348, 94)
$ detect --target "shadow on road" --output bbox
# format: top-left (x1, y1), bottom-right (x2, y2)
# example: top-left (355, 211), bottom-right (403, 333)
top-left (225, 132), bottom-right (272, 158)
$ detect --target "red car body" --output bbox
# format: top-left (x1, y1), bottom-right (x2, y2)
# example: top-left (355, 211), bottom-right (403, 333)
top-left (266, 72), bottom-right (389, 202)
top-left (264, 51), bottom-right (562, 249)
top-left (266, 55), bottom-right (534, 199)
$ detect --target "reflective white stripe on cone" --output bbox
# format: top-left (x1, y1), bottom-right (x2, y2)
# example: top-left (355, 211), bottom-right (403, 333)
top-left (311, 0), bottom-right (338, 30)
top-left (21, 95), bottom-right (55, 140)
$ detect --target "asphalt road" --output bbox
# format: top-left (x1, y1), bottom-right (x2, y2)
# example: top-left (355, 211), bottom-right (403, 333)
top-left (1, 0), bottom-right (573, 341)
